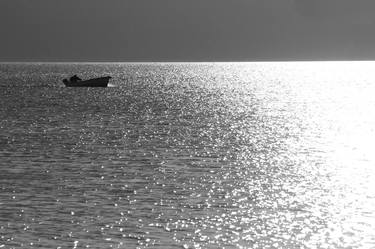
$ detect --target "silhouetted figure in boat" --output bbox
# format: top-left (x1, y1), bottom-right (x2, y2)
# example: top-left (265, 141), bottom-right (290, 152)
top-left (70, 75), bottom-right (82, 82)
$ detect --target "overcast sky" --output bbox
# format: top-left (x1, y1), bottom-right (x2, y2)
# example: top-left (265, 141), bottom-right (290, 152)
top-left (1, 0), bottom-right (375, 61)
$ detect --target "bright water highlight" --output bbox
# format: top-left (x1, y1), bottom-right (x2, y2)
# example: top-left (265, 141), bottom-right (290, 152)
top-left (1, 62), bottom-right (375, 248)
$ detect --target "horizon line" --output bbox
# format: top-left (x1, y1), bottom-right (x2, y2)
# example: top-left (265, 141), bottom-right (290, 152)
top-left (1, 60), bottom-right (375, 64)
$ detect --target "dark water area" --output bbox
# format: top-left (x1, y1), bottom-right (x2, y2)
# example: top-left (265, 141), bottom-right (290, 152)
top-left (1, 62), bottom-right (375, 248)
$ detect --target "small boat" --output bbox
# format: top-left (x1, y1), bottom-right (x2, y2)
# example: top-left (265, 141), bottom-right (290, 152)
top-left (63, 76), bottom-right (112, 87)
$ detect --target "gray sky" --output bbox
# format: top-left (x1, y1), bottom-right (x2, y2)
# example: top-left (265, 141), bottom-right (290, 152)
top-left (1, 0), bottom-right (375, 61)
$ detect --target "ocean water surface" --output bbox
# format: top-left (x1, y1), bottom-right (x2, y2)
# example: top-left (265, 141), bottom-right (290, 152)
top-left (1, 62), bottom-right (375, 248)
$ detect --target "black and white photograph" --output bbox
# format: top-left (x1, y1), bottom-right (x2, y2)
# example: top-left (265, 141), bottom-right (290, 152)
top-left (2, 0), bottom-right (375, 248)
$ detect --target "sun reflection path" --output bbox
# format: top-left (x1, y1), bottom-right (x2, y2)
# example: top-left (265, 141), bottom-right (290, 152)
top-left (162, 62), bottom-right (375, 248)
top-left (3, 62), bottom-right (375, 248)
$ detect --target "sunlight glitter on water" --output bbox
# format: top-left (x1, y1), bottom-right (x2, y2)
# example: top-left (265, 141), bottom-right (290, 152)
top-left (1, 62), bottom-right (375, 248)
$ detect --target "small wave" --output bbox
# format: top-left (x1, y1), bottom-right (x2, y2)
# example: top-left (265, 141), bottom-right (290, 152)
top-left (0, 84), bottom-right (55, 88)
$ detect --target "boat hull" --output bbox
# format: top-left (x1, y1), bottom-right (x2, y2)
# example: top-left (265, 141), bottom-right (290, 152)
top-left (63, 76), bottom-right (111, 87)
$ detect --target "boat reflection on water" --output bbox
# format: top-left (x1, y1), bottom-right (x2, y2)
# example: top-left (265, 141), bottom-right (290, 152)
top-left (62, 75), bottom-right (112, 87)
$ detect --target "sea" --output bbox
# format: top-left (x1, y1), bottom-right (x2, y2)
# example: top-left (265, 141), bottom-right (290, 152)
top-left (1, 62), bottom-right (375, 249)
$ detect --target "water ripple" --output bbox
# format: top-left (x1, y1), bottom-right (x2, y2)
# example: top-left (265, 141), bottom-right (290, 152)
top-left (1, 62), bottom-right (375, 248)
